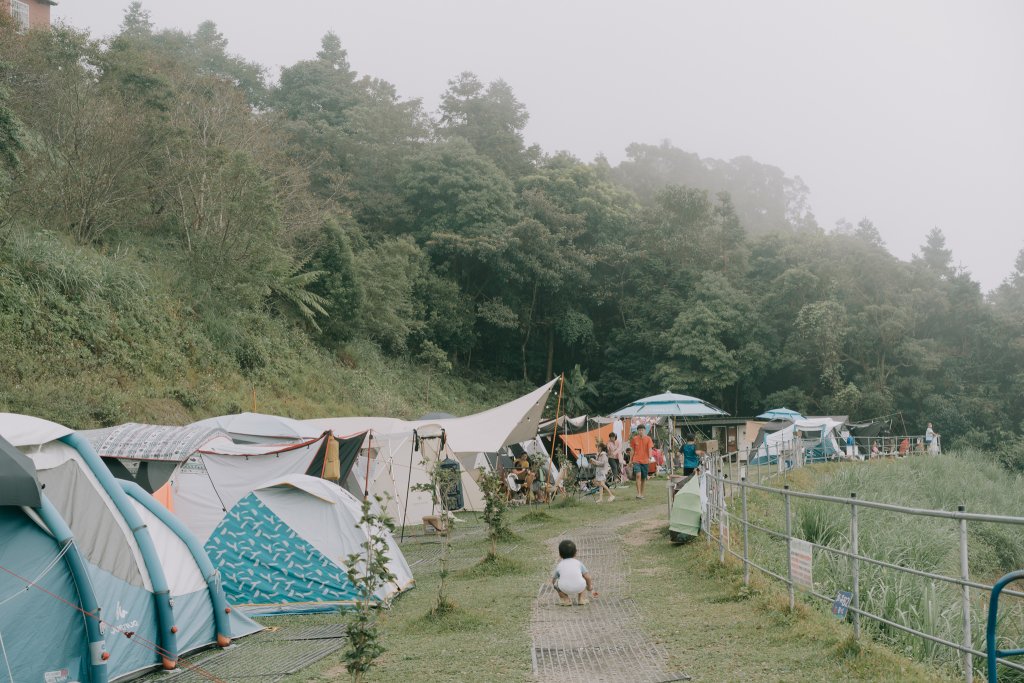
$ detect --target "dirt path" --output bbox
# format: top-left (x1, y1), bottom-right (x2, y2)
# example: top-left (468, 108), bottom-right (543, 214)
top-left (529, 508), bottom-right (690, 683)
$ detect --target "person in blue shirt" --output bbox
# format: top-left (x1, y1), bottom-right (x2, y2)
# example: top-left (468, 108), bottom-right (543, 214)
top-left (682, 436), bottom-right (704, 476)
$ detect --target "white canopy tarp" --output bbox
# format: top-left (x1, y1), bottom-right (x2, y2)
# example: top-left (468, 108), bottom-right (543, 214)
top-left (303, 379), bottom-right (557, 457)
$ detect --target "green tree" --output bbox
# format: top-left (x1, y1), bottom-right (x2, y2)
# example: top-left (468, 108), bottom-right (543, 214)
top-left (561, 364), bottom-right (599, 415)
top-left (788, 300), bottom-right (847, 393)
top-left (439, 72), bottom-right (536, 176)
top-left (343, 495), bottom-right (397, 683)
top-left (398, 138), bottom-right (517, 240)
top-left (915, 227), bottom-right (954, 278)
top-left (477, 468), bottom-right (511, 558)
top-left (303, 221), bottom-right (365, 347)
top-left (275, 32), bottom-right (359, 126)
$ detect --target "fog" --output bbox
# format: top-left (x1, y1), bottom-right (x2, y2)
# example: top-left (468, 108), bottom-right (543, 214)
top-left (56, 0), bottom-right (1024, 290)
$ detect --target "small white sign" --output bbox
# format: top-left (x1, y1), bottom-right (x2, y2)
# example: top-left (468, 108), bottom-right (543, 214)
top-left (790, 538), bottom-right (813, 591)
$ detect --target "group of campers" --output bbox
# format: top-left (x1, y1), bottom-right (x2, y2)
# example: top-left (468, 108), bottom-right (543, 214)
top-left (846, 422), bottom-right (941, 459)
top-left (505, 425), bottom-right (705, 504)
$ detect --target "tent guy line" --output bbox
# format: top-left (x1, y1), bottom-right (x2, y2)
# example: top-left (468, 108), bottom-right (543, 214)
top-left (0, 561), bottom-right (226, 683)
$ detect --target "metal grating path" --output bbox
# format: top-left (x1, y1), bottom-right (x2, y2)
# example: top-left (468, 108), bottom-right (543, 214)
top-left (529, 512), bottom-right (690, 683)
top-left (140, 625), bottom-right (347, 683)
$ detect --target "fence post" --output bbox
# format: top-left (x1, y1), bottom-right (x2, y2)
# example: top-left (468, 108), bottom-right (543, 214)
top-left (706, 460), bottom-right (717, 547)
top-left (784, 485), bottom-right (794, 610)
top-left (719, 473), bottom-right (728, 564)
top-left (851, 492), bottom-right (860, 640)
top-left (741, 477), bottom-right (750, 586)
top-left (958, 505), bottom-right (973, 683)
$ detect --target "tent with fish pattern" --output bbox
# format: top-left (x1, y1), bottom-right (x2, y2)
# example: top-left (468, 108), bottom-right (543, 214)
top-left (0, 414), bottom-right (261, 683)
top-left (205, 474), bottom-right (414, 615)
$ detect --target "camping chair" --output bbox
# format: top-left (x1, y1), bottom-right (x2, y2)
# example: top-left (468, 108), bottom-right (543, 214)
top-left (539, 460), bottom-right (566, 503)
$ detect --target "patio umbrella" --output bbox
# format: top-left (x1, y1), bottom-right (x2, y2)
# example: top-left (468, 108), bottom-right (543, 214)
top-left (609, 392), bottom-right (729, 418)
top-left (610, 393), bottom-right (728, 467)
top-left (756, 407), bottom-right (805, 421)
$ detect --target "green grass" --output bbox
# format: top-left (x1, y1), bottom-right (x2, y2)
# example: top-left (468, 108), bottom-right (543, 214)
top-left (724, 456), bottom-right (1024, 680)
top-left (277, 487), bottom-right (674, 683)
top-left (457, 553), bottom-right (526, 578)
top-left (627, 511), bottom-right (952, 682)
top-left (268, 477), bottom-right (949, 683)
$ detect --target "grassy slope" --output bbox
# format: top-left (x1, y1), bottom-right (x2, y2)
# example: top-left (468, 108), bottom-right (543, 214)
top-left (0, 228), bottom-right (525, 428)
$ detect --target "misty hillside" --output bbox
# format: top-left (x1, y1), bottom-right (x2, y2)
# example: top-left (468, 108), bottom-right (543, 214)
top-left (1, 8), bottom-right (1023, 448)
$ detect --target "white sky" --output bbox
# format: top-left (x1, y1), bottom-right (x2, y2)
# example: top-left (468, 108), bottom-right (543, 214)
top-left (56, 0), bottom-right (1024, 291)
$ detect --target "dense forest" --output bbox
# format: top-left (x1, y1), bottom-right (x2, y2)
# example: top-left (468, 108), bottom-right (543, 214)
top-left (1, 5), bottom-right (1023, 448)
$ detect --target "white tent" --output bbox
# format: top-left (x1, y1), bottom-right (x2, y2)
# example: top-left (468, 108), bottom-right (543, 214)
top-left (83, 424), bottom-right (361, 543)
top-left (751, 417), bottom-right (844, 465)
top-left (207, 474), bottom-right (413, 615)
top-left (306, 380), bottom-right (557, 526)
top-left (189, 412), bottom-right (320, 444)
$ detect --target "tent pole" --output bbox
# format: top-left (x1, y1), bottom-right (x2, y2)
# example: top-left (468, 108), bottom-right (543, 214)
top-left (548, 373), bottom-right (565, 505)
top-left (400, 430), bottom-right (417, 542)
top-left (670, 416), bottom-right (675, 472)
top-left (364, 431), bottom-right (373, 500)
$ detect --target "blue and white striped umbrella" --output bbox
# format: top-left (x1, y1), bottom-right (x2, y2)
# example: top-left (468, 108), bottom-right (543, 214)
top-left (755, 407), bottom-right (805, 421)
top-left (609, 392), bottom-right (729, 418)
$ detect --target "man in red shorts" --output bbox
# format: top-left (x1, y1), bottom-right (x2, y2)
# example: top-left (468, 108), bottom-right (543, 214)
top-left (629, 425), bottom-right (654, 499)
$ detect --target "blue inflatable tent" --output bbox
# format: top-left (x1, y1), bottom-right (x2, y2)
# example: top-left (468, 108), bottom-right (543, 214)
top-left (0, 414), bottom-right (261, 682)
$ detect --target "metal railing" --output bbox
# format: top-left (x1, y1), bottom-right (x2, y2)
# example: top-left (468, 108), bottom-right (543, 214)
top-left (722, 433), bottom-right (944, 485)
top-left (702, 452), bottom-right (1024, 682)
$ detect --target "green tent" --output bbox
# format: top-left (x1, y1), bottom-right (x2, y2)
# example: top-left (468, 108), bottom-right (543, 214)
top-left (669, 474), bottom-right (702, 542)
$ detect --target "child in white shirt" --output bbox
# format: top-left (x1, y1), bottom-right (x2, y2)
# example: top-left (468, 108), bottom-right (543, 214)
top-left (551, 539), bottom-right (594, 606)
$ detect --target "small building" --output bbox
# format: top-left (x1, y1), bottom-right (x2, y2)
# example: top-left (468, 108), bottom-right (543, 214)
top-left (5, 0), bottom-right (56, 33)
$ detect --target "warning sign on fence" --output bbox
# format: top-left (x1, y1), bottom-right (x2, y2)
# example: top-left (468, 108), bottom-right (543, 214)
top-left (790, 538), bottom-right (813, 591)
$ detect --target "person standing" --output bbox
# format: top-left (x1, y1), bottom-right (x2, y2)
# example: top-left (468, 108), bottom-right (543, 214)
top-left (606, 433), bottom-right (623, 485)
top-left (629, 425), bottom-right (654, 499)
top-left (590, 448), bottom-right (615, 503)
top-left (925, 423), bottom-right (939, 454)
top-left (682, 436), bottom-right (704, 476)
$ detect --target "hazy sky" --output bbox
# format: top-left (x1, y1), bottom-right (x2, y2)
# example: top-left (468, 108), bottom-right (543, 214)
top-left (56, 1), bottom-right (1024, 291)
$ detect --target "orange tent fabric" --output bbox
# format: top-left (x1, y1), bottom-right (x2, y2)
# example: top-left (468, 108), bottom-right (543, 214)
top-left (153, 482), bottom-right (175, 512)
top-left (560, 424), bottom-right (614, 456)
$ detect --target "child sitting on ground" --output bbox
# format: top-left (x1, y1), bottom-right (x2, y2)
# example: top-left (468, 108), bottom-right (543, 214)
top-left (551, 539), bottom-right (595, 606)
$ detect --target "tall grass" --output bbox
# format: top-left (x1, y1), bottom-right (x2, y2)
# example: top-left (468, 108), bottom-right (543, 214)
top-left (794, 455), bottom-right (1024, 679)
